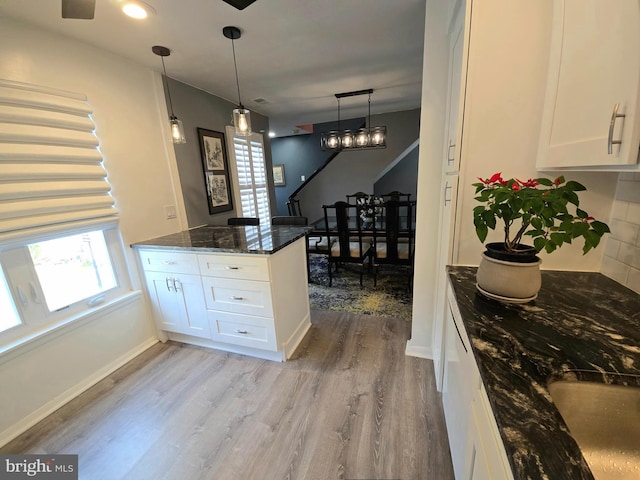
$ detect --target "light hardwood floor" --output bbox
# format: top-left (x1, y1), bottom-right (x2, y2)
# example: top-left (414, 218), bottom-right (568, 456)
top-left (2, 310), bottom-right (454, 480)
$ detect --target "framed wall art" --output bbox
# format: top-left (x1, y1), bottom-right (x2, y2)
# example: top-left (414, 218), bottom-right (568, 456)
top-left (197, 128), bottom-right (233, 214)
top-left (273, 164), bottom-right (286, 186)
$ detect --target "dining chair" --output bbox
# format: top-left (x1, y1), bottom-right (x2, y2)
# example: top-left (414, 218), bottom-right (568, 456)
top-left (227, 217), bottom-right (260, 226)
top-left (323, 201), bottom-right (372, 287)
top-left (371, 200), bottom-right (415, 289)
top-left (380, 190), bottom-right (412, 202)
top-left (271, 216), bottom-right (308, 226)
top-left (286, 198), bottom-right (302, 216)
top-left (345, 191), bottom-right (369, 205)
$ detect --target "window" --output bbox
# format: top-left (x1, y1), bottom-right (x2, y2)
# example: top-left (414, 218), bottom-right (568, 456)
top-left (0, 79), bottom-right (127, 348)
top-left (0, 268), bottom-right (21, 335)
top-left (226, 128), bottom-right (271, 225)
top-left (28, 230), bottom-right (117, 312)
top-left (0, 225), bottom-right (128, 345)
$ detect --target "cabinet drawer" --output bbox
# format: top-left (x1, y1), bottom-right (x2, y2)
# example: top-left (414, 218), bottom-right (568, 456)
top-left (202, 277), bottom-right (273, 317)
top-left (197, 253), bottom-right (269, 281)
top-left (138, 249), bottom-right (199, 275)
top-left (208, 310), bottom-right (277, 351)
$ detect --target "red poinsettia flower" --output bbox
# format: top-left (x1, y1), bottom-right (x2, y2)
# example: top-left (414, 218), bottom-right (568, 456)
top-left (478, 172), bottom-right (505, 185)
top-left (516, 178), bottom-right (539, 188)
top-left (511, 183), bottom-right (521, 191)
top-left (553, 177), bottom-right (563, 186)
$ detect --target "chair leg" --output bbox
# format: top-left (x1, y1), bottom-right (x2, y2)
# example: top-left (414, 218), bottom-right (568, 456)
top-left (328, 260), bottom-right (333, 287)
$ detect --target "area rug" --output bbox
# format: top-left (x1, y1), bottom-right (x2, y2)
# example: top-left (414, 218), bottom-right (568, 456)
top-left (307, 254), bottom-right (413, 322)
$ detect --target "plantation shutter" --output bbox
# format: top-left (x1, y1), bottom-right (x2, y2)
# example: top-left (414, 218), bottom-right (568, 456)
top-left (0, 79), bottom-right (118, 242)
top-left (226, 127), bottom-right (270, 225)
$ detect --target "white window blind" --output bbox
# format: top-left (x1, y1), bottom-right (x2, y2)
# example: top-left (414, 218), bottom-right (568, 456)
top-left (226, 127), bottom-right (270, 225)
top-left (0, 79), bottom-right (118, 243)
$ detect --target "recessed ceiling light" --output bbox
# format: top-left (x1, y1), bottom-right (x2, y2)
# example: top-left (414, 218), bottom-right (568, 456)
top-left (122, 1), bottom-right (155, 19)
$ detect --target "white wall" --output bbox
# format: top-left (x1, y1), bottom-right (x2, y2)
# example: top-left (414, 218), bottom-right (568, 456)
top-left (409, 0), bottom-right (620, 358)
top-left (602, 173), bottom-right (640, 293)
top-left (0, 18), bottom-right (183, 445)
top-left (453, 0), bottom-right (618, 270)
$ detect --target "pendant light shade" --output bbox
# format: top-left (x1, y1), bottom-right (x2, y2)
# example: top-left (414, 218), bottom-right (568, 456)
top-left (224, 26), bottom-right (252, 137)
top-left (152, 45), bottom-right (186, 144)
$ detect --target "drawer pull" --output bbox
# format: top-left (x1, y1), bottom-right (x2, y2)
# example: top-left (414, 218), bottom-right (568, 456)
top-left (230, 296), bottom-right (245, 301)
top-left (225, 266), bottom-right (240, 270)
top-left (161, 260), bottom-right (175, 265)
top-left (235, 329), bottom-right (249, 334)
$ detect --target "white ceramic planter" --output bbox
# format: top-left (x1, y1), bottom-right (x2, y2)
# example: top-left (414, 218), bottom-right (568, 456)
top-left (476, 252), bottom-right (542, 302)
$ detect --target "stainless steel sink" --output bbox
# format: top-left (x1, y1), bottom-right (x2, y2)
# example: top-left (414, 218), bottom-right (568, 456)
top-left (548, 380), bottom-right (640, 480)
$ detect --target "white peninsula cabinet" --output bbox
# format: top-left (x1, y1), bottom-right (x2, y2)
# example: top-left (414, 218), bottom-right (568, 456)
top-left (442, 284), bottom-right (514, 480)
top-left (134, 226), bottom-right (312, 362)
top-left (537, 0), bottom-right (640, 170)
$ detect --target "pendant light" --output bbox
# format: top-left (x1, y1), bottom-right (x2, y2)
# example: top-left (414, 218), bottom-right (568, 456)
top-left (223, 26), bottom-right (252, 137)
top-left (320, 89), bottom-right (386, 151)
top-left (152, 45), bottom-right (186, 144)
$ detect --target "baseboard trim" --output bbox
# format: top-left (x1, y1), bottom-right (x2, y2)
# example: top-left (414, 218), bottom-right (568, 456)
top-left (405, 341), bottom-right (433, 359)
top-left (0, 337), bottom-right (159, 448)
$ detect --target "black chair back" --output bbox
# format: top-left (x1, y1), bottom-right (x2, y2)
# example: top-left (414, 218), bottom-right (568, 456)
top-left (271, 216), bottom-right (308, 226)
top-left (228, 217), bottom-right (260, 226)
top-left (372, 200), bottom-right (415, 288)
top-left (322, 201), bottom-right (372, 286)
top-left (380, 191), bottom-right (412, 203)
top-left (345, 191), bottom-right (368, 205)
top-left (286, 198), bottom-right (302, 216)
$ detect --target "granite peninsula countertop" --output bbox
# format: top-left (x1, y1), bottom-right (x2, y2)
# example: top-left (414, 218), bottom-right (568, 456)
top-left (131, 225), bottom-right (310, 254)
top-left (448, 266), bottom-right (640, 480)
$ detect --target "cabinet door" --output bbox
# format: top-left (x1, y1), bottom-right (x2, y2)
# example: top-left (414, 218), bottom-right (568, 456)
top-left (443, 6), bottom-right (467, 173)
top-left (537, 0), bottom-right (640, 168)
top-left (465, 402), bottom-right (494, 480)
top-left (433, 175), bottom-right (460, 391)
top-left (442, 296), bottom-right (478, 480)
top-left (144, 271), bottom-right (209, 338)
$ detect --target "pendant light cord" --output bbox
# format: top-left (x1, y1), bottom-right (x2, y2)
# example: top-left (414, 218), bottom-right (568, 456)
top-left (367, 92), bottom-right (371, 130)
top-left (160, 56), bottom-right (176, 118)
top-left (231, 38), bottom-right (243, 108)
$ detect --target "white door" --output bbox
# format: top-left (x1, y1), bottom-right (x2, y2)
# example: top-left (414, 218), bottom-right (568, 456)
top-left (537, 0), bottom-right (640, 167)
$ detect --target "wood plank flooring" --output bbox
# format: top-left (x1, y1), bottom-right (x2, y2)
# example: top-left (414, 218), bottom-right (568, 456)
top-left (2, 310), bottom-right (454, 480)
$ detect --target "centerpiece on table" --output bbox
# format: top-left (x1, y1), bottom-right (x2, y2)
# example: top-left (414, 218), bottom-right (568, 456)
top-left (472, 173), bottom-right (610, 303)
top-left (356, 195), bottom-right (383, 225)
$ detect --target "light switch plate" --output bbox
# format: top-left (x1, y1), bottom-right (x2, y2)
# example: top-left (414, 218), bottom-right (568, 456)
top-left (165, 205), bottom-right (177, 219)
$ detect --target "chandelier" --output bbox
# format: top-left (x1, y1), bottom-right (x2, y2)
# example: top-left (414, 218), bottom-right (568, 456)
top-left (320, 89), bottom-right (387, 151)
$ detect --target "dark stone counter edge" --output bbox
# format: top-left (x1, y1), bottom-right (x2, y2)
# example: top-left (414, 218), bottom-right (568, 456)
top-left (129, 226), bottom-right (311, 255)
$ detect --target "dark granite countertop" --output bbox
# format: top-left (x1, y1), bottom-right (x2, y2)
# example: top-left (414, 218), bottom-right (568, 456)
top-left (448, 266), bottom-right (640, 480)
top-left (131, 225), bottom-right (310, 254)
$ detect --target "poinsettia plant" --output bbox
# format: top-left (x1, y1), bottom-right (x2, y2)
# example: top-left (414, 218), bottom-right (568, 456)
top-left (472, 173), bottom-right (610, 254)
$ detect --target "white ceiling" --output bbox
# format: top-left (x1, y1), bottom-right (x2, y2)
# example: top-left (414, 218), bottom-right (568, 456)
top-left (0, 0), bottom-right (426, 137)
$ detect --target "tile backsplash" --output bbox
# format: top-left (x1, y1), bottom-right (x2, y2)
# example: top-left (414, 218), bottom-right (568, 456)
top-left (602, 173), bottom-right (640, 294)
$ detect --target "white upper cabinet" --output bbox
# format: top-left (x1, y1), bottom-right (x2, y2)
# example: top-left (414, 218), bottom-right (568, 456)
top-left (537, 0), bottom-right (640, 169)
top-left (443, 1), bottom-right (469, 173)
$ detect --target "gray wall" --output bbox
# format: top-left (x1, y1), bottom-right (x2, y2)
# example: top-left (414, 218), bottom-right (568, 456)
top-left (271, 118), bottom-right (364, 216)
top-left (163, 76), bottom-right (272, 227)
top-left (373, 142), bottom-right (419, 200)
top-left (296, 109), bottom-right (421, 222)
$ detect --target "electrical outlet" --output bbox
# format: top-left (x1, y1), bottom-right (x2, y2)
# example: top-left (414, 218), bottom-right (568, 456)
top-left (301, 175), bottom-right (306, 182)
top-left (165, 205), bottom-right (177, 219)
